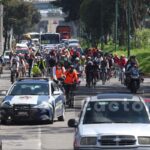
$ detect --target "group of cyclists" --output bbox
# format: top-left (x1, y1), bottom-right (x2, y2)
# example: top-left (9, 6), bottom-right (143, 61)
top-left (5, 43), bottom-right (142, 106)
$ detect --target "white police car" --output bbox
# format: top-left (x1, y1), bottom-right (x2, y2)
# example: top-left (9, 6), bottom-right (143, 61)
top-left (68, 93), bottom-right (150, 150)
top-left (0, 78), bottom-right (65, 124)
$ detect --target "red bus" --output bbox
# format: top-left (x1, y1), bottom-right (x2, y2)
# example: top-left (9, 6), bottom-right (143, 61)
top-left (56, 26), bottom-right (71, 39)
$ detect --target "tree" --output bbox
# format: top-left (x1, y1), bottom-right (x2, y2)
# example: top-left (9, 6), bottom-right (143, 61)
top-left (3, 0), bottom-right (41, 50)
top-left (53, 0), bottom-right (149, 48)
top-left (118, 0), bottom-right (150, 45)
top-left (52, 0), bottom-right (82, 21)
top-left (0, 0), bottom-right (10, 5)
top-left (80, 0), bottom-right (115, 48)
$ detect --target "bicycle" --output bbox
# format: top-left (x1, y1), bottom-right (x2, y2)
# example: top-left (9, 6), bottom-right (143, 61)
top-left (86, 71), bottom-right (96, 88)
top-left (11, 69), bottom-right (18, 84)
top-left (100, 68), bottom-right (107, 85)
top-left (119, 67), bottom-right (125, 84)
top-left (64, 83), bottom-right (76, 108)
top-left (113, 63), bottom-right (119, 78)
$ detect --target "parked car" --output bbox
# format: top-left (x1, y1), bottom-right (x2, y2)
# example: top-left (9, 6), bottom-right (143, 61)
top-left (3, 50), bottom-right (11, 64)
top-left (0, 78), bottom-right (65, 124)
top-left (68, 93), bottom-right (150, 150)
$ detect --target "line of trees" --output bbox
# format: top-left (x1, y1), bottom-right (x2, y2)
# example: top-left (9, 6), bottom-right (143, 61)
top-left (2, 0), bottom-right (41, 51)
top-left (52, 0), bottom-right (150, 48)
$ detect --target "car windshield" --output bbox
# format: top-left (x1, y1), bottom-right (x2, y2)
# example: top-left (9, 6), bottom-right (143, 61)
top-left (83, 101), bottom-right (150, 124)
top-left (8, 83), bottom-right (49, 95)
top-left (41, 34), bottom-right (60, 44)
top-left (69, 40), bottom-right (79, 44)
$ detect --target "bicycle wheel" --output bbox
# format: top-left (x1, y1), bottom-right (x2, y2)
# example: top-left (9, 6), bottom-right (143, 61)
top-left (102, 72), bottom-right (106, 85)
top-left (11, 71), bottom-right (16, 84)
top-left (86, 76), bottom-right (91, 88)
top-left (120, 71), bottom-right (125, 84)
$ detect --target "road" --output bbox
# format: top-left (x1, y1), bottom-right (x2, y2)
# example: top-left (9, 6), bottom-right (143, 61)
top-left (0, 69), bottom-right (150, 150)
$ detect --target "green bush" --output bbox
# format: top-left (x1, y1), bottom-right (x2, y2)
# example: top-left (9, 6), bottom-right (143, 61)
top-left (132, 28), bottom-right (150, 49)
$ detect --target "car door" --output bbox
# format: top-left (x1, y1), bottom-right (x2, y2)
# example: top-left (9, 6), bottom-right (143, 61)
top-left (51, 82), bottom-right (63, 117)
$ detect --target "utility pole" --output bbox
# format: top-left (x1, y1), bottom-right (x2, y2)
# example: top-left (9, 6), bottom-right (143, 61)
top-left (100, 0), bottom-right (104, 50)
top-left (127, 0), bottom-right (131, 58)
top-left (115, 0), bottom-right (118, 52)
top-left (0, 4), bottom-right (3, 55)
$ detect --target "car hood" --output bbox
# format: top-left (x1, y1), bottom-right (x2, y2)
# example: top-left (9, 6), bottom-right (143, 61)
top-left (79, 124), bottom-right (150, 136)
top-left (4, 95), bottom-right (50, 105)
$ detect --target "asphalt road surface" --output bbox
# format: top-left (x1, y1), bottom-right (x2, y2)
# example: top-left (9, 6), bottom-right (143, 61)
top-left (0, 69), bottom-right (150, 150)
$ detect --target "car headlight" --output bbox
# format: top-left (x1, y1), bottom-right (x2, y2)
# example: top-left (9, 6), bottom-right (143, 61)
top-left (138, 136), bottom-right (150, 145)
top-left (80, 137), bottom-right (97, 145)
top-left (33, 102), bottom-right (50, 109)
top-left (1, 101), bottom-right (12, 108)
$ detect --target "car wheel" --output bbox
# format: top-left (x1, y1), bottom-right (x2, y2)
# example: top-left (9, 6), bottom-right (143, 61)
top-left (49, 109), bottom-right (54, 124)
top-left (58, 105), bottom-right (65, 121)
top-left (49, 118), bottom-right (54, 124)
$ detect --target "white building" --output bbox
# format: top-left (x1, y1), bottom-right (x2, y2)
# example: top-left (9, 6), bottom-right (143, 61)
top-left (29, 0), bottom-right (65, 33)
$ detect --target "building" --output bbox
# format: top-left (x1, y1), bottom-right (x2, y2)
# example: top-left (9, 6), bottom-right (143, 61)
top-left (27, 0), bottom-right (65, 33)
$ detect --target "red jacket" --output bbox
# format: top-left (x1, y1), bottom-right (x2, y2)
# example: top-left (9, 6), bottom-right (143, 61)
top-left (119, 58), bottom-right (126, 67)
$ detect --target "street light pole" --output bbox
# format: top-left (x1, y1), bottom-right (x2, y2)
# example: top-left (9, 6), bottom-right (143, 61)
top-left (115, 0), bottom-right (118, 52)
top-left (127, 0), bottom-right (131, 58)
top-left (100, 0), bottom-right (104, 50)
top-left (0, 4), bottom-right (3, 55)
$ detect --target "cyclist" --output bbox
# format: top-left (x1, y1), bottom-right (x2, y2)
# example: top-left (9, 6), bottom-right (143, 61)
top-left (18, 56), bottom-right (27, 77)
top-left (93, 60), bottom-right (100, 82)
top-left (48, 51), bottom-right (57, 77)
top-left (10, 53), bottom-right (19, 83)
top-left (37, 56), bottom-right (46, 77)
top-left (100, 56), bottom-right (109, 84)
top-left (27, 52), bottom-right (35, 77)
top-left (52, 62), bottom-right (66, 81)
top-left (73, 57), bottom-right (81, 73)
top-left (113, 54), bottom-right (120, 65)
top-left (118, 55), bottom-right (127, 82)
top-left (32, 59), bottom-right (42, 77)
top-left (85, 60), bottom-right (94, 87)
top-left (80, 55), bottom-right (86, 78)
top-left (10, 53), bottom-right (19, 67)
top-left (63, 65), bottom-right (78, 105)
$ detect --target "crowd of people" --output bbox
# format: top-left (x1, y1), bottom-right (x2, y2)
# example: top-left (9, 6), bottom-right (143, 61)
top-left (8, 46), bottom-right (141, 82)
top-left (5, 44), bottom-right (142, 104)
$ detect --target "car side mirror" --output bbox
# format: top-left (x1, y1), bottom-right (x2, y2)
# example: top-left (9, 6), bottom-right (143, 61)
top-left (53, 91), bottom-right (60, 95)
top-left (68, 119), bottom-right (78, 128)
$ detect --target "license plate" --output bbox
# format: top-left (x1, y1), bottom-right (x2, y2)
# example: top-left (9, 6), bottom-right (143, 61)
top-left (17, 111), bottom-right (28, 116)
